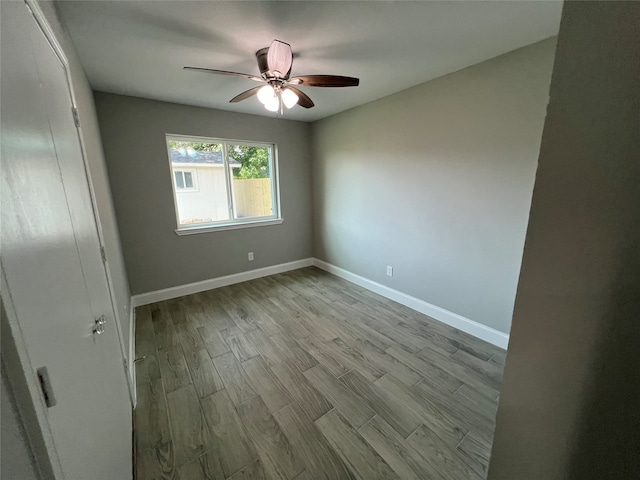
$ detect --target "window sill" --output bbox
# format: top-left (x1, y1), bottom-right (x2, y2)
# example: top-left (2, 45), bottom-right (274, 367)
top-left (174, 218), bottom-right (283, 236)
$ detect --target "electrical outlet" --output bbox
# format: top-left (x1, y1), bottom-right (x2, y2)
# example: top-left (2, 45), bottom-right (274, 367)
top-left (387, 266), bottom-right (393, 277)
top-left (248, 252), bottom-right (254, 261)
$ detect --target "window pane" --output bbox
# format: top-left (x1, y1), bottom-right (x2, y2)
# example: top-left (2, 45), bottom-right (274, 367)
top-left (184, 171), bottom-right (193, 189)
top-left (174, 171), bottom-right (184, 189)
top-left (168, 141), bottom-right (229, 225)
top-left (228, 144), bottom-right (274, 219)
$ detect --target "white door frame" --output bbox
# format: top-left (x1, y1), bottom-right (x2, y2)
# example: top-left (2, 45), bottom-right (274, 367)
top-left (23, 0), bottom-right (135, 405)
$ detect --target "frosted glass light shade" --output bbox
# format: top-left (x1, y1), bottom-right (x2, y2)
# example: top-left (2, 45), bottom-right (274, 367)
top-left (264, 96), bottom-right (279, 112)
top-left (282, 88), bottom-right (299, 109)
top-left (257, 85), bottom-right (275, 105)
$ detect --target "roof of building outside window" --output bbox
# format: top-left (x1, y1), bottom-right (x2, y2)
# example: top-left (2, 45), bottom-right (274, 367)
top-left (170, 149), bottom-right (241, 167)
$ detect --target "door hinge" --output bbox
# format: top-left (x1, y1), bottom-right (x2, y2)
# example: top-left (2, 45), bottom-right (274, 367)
top-left (72, 106), bottom-right (80, 128)
top-left (100, 246), bottom-right (107, 263)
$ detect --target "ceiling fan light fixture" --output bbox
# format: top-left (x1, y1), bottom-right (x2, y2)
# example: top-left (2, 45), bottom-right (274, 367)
top-left (264, 96), bottom-right (280, 112)
top-left (282, 88), bottom-right (299, 109)
top-left (257, 84), bottom-right (275, 105)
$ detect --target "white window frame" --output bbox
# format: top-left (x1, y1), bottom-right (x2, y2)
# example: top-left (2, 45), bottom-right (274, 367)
top-left (166, 134), bottom-right (282, 235)
top-left (173, 169), bottom-right (198, 192)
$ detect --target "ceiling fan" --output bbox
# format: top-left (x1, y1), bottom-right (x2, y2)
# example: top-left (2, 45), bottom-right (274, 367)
top-left (184, 40), bottom-right (359, 114)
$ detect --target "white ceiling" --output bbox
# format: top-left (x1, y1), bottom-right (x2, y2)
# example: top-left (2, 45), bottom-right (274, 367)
top-left (56, 1), bottom-right (562, 122)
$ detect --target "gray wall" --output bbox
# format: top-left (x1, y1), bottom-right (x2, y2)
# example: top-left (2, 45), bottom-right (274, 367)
top-left (311, 38), bottom-right (556, 334)
top-left (488, 2), bottom-right (640, 479)
top-left (94, 93), bottom-right (313, 295)
top-left (40, 2), bottom-right (133, 353)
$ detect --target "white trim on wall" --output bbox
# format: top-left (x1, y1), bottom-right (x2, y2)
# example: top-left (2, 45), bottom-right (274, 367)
top-left (130, 257), bottom-right (509, 351)
top-left (131, 258), bottom-right (314, 307)
top-left (128, 303), bottom-right (136, 408)
top-left (312, 259), bottom-right (510, 350)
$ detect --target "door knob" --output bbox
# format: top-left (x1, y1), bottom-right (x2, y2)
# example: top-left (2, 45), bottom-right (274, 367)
top-left (93, 315), bottom-right (107, 335)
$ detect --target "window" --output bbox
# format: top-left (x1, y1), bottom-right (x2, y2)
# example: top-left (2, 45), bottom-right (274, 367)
top-left (174, 170), bottom-right (196, 191)
top-left (166, 134), bottom-right (281, 234)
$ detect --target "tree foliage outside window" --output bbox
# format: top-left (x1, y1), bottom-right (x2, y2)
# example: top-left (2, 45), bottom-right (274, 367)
top-left (169, 141), bottom-right (221, 152)
top-left (168, 141), bottom-right (269, 179)
top-left (228, 145), bottom-right (270, 179)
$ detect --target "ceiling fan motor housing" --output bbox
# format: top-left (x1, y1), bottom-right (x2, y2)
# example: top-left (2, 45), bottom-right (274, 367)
top-left (256, 46), bottom-right (292, 80)
top-left (256, 47), bottom-right (270, 75)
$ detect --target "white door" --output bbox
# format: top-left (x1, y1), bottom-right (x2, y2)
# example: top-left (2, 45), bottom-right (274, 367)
top-left (0, 2), bottom-right (132, 479)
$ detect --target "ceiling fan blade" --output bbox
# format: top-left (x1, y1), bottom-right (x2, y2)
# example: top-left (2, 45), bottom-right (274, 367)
top-left (184, 67), bottom-right (264, 82)
top-left (286, 86), bottom-right (314, 109)
top-left (229, 86), bottom-right (263, 103)
top-left (288, 75), bottom-right (359, 87)
top-left (266, 40), bottom-right (293, 78)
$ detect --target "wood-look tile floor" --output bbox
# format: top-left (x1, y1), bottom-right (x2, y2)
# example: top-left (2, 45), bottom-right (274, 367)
top-left (134, 267), bottom-right (505, 480)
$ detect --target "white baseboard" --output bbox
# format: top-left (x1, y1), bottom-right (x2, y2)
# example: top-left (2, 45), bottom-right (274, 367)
top-left (128, 303), bottom-right (136, 408)
top-left (312, 258), bottom-right (509, 350)
top-left (131, 258), bottom-right (314, 307)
